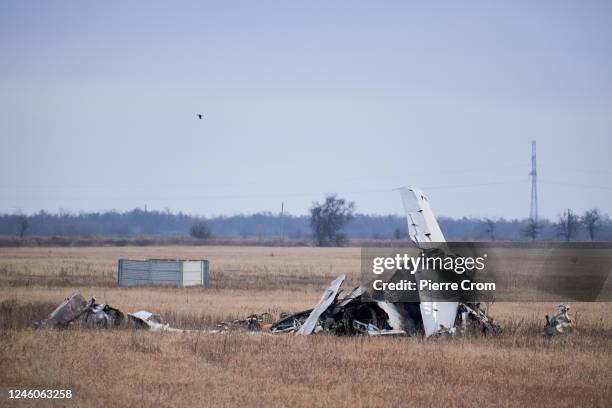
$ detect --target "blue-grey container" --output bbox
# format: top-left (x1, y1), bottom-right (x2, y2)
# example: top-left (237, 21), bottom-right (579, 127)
top-left (118, 259), bottom-right (209, 287)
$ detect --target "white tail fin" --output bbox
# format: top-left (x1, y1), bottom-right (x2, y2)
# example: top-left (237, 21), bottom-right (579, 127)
top-left (399, 186), bottom-right (457, 337)
top-left (399, 186), bottom-right (445, 245)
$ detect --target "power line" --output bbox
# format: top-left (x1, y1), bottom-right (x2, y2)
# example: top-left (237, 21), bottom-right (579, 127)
top-left (540, 180), bottom-right (612, 191)
top-left (423, 180), bottom-right (528, 190)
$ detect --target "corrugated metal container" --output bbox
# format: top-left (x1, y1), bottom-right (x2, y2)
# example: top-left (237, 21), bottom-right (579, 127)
top-left (118, 259), bottom-right (209, 287)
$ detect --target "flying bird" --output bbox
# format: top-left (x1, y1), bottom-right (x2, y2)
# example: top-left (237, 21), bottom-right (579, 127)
top-left (196, 114), bottom-right (204, 119)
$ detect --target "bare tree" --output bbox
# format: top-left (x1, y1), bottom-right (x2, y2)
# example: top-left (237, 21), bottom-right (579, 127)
top-left (310, 194), bottom-right (355, 247)
top-left (482, 218), bottom-right (496, 241)
top-left (557, 209), bottom-right (579, 241)
top-left (393, 227), bottom-right (407, 240)
top-left (582, 209), bottom-right (601, 241)
top-left (190, 220), bottom-right (212, 240)
top-left (16, 215), bottom-right (29, 238)
top-left (521, 218), bottom-right (541, 241)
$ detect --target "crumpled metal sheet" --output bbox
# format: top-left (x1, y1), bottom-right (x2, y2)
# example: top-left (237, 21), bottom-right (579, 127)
top-left (80, 299), bottom-right (123, 328)
top-left (352, 320), bottom-right (406, 336)
top-left (456, 303), bottom-right (502, 336)
top-left (38, 291), bottom-right (88, 328)
top-left (270, 310), bottom-right (312, 333)
top-left (39, 281), bottom-right (503, 339)
top-left (374, 301), bottom-right (405, 332)
top-left (268, 275), bottom-right (408, 336)
top-left (544, 304), bottom-right (573, 336)
top-left (297, 274), bottom-right (346, 335)
top-left (127, 310), bottom-right (187, 332)
top-left (266, 275), bottom-right (501, 338)
top-left (38, 291), bottom-right (123, 329)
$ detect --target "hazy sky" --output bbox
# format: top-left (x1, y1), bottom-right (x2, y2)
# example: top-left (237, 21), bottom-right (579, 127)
top-left (1, 1), bottom-right (611, 219)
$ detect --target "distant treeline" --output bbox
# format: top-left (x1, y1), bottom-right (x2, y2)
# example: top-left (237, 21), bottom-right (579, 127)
top-left (1, 208), bottom-right (611, 241)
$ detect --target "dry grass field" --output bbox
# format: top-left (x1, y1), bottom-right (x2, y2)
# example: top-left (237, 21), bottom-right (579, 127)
top-left (0, 246), bottom-right (611, 407)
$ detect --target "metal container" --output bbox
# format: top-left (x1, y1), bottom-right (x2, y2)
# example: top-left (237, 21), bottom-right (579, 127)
top-left (118, 259), bottom-right (209, 287)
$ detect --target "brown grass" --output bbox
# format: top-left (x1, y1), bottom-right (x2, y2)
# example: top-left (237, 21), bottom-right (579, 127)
top-left (0, 246), bottom-right (611, 407)
top-left (0, 246), bottom-right (359, 290)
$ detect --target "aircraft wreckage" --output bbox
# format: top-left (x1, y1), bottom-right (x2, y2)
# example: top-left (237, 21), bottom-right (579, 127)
top-left (268, 274), bottom-right (501, 337)
top-left (36, 281), bottom-right (501, 337)
top-left (37, 290), bottom-right (123, 329)
top-left (35, 187), bottom-right (575, 338)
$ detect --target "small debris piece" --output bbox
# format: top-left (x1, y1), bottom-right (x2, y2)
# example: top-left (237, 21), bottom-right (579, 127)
top-left (457, 303), bottom-right (502, 336)
top-left (128, 310), bottom-right (187, 332)
top-left (208, 313), bottom-right (273, 334)
top-left (429, 325), bottom-right (457, 338)
top-left (544, 304), bottom-right (573, 336)
top-left (352, 320), bottom-right (406, 336)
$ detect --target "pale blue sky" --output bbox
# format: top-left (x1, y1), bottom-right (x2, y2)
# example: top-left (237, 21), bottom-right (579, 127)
top-left (1, 1), bottom-right (611, 218)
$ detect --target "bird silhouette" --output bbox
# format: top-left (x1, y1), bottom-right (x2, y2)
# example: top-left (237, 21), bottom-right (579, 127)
top-left (197, 114), bottom-right (203, 119)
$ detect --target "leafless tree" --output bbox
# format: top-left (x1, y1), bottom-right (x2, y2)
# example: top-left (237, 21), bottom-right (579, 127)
top-left (393, 227), bottom-right (407, 240)
top-left (16, 215), bottom-right (29, 238)
top-left (521, 218), bottom-right (541, 241)
top-left (482, 218), bottom-right (496, 241)
top-left (190, 220), bottom-right (212, 240)
top-left (582, 209), bottom-right (601, 241)
top-left (557, 209), bottom-right (579, 242)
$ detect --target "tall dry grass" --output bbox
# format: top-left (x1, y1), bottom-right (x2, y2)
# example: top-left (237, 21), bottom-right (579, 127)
top-left (0, 246), bottom-right (610, 407)
top-left (0, 246), bottom-right (360, 290)
top-left (1, 323), bottom-right (610, 408)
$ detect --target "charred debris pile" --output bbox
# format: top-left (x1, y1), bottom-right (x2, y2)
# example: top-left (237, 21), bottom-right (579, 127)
top-left (257, 274), bottom-right (502, 338)
top-left (36, 275), bottom-right (505, 338)
top-left (35, 277), bottom-right (576, 338)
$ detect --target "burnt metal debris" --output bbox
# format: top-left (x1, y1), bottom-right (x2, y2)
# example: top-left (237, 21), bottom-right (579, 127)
top-left (38, 281), bottom-right (502, 338)
top-left (544, 304), bottom-right (574, 336)
top-left (208, 313), bottom-right (273, 334)
top-left (36, 293), bottom-right (180, 332)
top-left (269, 274), bottom-right (502, 337)
top-left (37, 291), bottom-right (123, 329)
top-left (457, 302), bottom-right (503, 336)
top-left (297, 274), bottom-right (346, 335)
top-left (37, 292), bottom-right (276, 334)
top-left (37, 291), bottom-right (88, 328)
top-left (46, 278), bottom-right (582, 339)
top-left (80, 299), bottom-right (123, 328)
